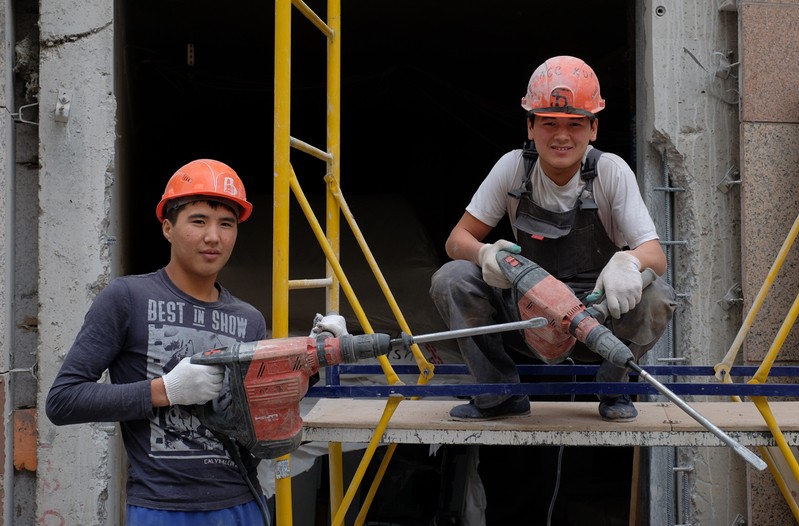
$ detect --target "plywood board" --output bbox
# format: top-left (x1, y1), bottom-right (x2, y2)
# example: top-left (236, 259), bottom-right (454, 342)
top-left (302, 399), bottom-right (799, 447)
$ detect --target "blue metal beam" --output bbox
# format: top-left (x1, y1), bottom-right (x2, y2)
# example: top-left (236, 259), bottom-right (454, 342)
top-left (308, 365), bottom-right (799, 398)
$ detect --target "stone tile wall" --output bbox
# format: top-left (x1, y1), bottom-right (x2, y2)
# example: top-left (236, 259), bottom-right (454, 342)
top-left (740, 1), bottom-right (799, 523)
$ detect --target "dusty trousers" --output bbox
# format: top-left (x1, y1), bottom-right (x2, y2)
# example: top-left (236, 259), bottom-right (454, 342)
top-left (429, 259), bottom-right (678, 409)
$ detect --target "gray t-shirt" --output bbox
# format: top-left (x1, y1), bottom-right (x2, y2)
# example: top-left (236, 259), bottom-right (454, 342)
top-left (46, 268), bottom-right (267, 511)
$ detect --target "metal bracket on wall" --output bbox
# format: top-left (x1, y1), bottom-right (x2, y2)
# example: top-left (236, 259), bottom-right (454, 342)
top-left (0, 362), bottom-right (38, 379)
top-left (7, 102), bottom-right (38, 125)
top-left (55, 90), bottom-right (71, 123)
top-left (717, 166), bottom-right (741, 193)
top-left (713, 52), bottom-right (740, 80)
top-left (720, 283), bottom-right (743, 311)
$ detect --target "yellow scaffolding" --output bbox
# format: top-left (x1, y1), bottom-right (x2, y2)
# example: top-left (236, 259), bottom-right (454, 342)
top-left (273, 1), bottom-right (435, 524)
top-left (714, 213), bottom-right (799, 522)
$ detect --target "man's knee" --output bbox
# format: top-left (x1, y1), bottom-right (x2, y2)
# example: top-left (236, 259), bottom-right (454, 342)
top-left (613, 276), bottom-right (676, 346)
top-left (430, 260), bottom-right (481, 296)
top-left (644, 276), bottom-right (678, 319)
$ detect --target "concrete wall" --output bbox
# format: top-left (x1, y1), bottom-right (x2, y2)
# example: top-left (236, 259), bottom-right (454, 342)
top-left (0, 0), bottom-right (12, 517)
top-left (639, 1), bottom-right (745, 523)
top-left (636, 1), bottom-right (799, 524)
top-left (3, 0), bottom-right (50, 523)
top-left (34, 0), bottom-right (121, 524)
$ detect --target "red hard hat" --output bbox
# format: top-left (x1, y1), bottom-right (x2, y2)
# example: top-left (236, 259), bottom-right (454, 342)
top-left (156, 159), bottom-right (253, 222)
top-left (521, 56), bottom-right (605, 118)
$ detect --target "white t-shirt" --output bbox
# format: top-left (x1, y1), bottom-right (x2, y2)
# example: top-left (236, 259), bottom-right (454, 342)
top-left (465, 146), bottom-right (659, 250)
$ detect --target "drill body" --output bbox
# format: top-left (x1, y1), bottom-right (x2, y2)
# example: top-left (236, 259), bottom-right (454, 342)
top-left (191, 333), bottom-right (390, 459)
top-left (497, 251), bottom-right (634, 367)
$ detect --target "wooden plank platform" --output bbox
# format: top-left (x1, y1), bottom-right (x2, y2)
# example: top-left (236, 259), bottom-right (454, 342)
top-left (302, 399), bottom-right (799, 447)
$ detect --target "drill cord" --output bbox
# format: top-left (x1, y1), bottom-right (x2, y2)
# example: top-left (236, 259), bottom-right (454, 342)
top-left (547, 357), bottom-right (576, 525)
top-left (214, 431), bottom-right (271, 525)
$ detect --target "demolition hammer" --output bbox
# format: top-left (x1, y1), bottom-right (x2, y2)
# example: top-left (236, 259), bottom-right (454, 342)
top-left (190, 317), bottom-right (547, 460)
top-left (496, 249), bottom-right (767, 471)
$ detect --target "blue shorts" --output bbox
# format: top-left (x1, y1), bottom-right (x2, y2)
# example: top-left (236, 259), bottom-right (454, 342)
top-left (126, 497), bottom-right (270, 526)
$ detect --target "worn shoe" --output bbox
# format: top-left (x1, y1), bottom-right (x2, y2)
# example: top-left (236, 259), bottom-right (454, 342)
top-left (449, 395), bottom-right (531, 421)
top-left (598, 395), bottom-right (638, 422)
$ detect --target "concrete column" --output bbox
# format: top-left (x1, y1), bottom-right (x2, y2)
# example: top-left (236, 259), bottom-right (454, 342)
top-left (638, 1), bottom-right (745, 524)
top-left (35, 0), bottom-right (120, 524)
top-left (0, 2), bottom-right (10, 520)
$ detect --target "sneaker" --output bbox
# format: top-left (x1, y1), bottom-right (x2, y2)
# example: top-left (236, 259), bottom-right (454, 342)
top-left (449, 395), bottom-right (531, 421)
top-left (598, 395), bottom-right (638, 422)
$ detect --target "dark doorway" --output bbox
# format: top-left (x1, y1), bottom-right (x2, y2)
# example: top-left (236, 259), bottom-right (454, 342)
top-left (117, 2), bottom-right (637, 524)
top-left (118, 0), bottom-right (636, 276)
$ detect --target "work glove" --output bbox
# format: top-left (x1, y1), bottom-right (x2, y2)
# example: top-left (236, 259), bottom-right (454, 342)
top-left (162, 357), bottom-right (225, 406)
top-left (478, 240), bottom-right (521, 289)
top-left (588, 252), bottom-right (643, 319)
top-left (309, 312), bottom-right (349, 338)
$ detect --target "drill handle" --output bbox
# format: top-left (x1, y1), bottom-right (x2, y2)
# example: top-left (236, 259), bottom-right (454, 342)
top-left (586, 268), bottom-right (658, 323)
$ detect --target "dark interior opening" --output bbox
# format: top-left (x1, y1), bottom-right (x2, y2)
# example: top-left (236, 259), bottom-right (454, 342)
top-left (119, 0), bottom-right (636, 275)
top-left (118, 2), bottom-right (637, 524)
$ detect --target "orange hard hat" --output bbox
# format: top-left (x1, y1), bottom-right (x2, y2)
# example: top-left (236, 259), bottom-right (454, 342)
top-left (521, 56), bottom-right (605, 118)
top-left (156, 159), bottom-right (253, 222)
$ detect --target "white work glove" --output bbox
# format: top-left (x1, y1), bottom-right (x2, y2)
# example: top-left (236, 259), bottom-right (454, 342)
top-left (478, 240), bottom-right (521, 289)
top-left (309, 312), bottom-right (349, 338)
top-left (590, 252), bottom-right (643, 319)
top-left (162, 357), bottom-right (225, 406)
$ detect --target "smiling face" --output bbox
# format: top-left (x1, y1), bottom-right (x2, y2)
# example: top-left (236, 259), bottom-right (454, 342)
top-left (528, 115), bottom-right (598, 185)
top-left (162, 200), bottom-right (239, 299)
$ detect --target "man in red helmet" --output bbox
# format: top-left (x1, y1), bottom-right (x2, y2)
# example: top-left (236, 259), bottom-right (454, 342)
top-left (46, 159), bottom-right (344, 525)
top-left (430, 56), bottom-right (677, 422)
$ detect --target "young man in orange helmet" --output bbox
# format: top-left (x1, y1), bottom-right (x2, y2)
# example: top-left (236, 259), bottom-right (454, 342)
top-left (46, 159), bottom-right (345, 525)
top-left (430, 56), bottom-right (677, 422)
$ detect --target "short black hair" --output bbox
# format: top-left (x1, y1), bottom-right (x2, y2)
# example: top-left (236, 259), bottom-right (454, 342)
top-left (163, 199), bottom-right (238, 224)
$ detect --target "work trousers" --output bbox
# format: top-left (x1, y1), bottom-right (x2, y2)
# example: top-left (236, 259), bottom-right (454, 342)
top-left (126, 496), bottom-right (270, 526)
top-left (429, 260), bottom-right (678, 409)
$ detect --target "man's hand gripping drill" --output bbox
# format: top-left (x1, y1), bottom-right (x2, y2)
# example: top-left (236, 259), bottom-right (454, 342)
top-left (493, 249), bottom-right (656, 367)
